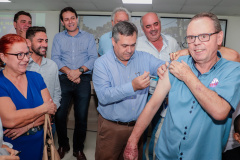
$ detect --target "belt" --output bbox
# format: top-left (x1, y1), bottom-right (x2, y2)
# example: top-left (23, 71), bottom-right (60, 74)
top-left (110, 120), bottom-right (136, 126)
top-left (23, 125), bottom-right (43, 136)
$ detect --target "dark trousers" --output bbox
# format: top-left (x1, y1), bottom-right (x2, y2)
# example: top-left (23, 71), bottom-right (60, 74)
top-left (95, 114), bottom-right (143, 160)
top-left (55, 74), bottom-right (91, 151)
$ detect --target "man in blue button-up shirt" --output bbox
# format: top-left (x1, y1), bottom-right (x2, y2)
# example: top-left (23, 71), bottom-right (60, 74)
top-left (93, 21), bottom-right (165, 160)
top-left (51, 7), bottom-right (98, 160)
top-left (124, 12), bottom-right (240, 160)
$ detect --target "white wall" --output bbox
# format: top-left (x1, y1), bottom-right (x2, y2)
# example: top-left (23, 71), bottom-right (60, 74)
top-left (1, 11), bottom-right (240, 57)
top-left (44, 11), bottom-right (240, 57)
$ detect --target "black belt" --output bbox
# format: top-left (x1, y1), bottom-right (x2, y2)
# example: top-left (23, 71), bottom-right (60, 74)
top-left (110, 120), bottom-right (136, 126)
top-left (23, 125), bottom-right (43, 136)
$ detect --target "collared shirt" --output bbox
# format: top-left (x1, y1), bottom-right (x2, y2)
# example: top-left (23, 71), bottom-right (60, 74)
top-left (156, 52), bottom-right (240, 160)
top-left (51, 28), bottom-right (98, 75)
top-left (93, 49), bottom-right (165, 122)
top-left (98, 31), bottom-right (112, 56)
top-left (136, 34), bottom-right (180, 117)
top-left (136, 34), bottom-right (181, 61)
top-left (27, 57), bottom-right (61, 108)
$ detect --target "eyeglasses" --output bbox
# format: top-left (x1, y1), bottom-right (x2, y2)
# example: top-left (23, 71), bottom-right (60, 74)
top-left (185, 32), bottom-right (219, 44)
top-left (5, 52), bottom-right (32, 60)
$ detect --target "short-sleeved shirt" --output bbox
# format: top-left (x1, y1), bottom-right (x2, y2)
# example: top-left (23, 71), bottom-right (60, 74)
top-left (98, 31), bottom-right (112, 56)
top-left (0, 70), bottom-right (46, 160)
top-left (156, 53), bottom-right (240, 160)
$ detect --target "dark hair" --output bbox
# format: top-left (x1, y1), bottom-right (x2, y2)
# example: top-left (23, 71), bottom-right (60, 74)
top-left (60, 7), bottom-right (78, 21)
top-left (14, 11), bottom-right (32, 22)
top-left (0, 34), bottom-right (26, 67)
top-left (234, 114), bottom-right (240, 134)
top-left (112, 21), bottom-right (138, 43)
top-left (26, 26), bottom-right (46, 40)
top-left (190, 12), bottom-right (222, 32)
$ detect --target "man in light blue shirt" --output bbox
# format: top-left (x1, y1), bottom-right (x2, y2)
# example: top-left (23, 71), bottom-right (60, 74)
top-left (93, 21), bottom-right (165, 160)
top-left (51, 7), bottom-right (98, 160)
top-left (98, 7), bottom-right (130, 56)
top-left (124, 12), bottom-right (240, 160)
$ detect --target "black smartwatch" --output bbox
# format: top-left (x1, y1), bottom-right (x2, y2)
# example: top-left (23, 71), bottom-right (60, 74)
top-left (79, 67), bottom-right (84, 73)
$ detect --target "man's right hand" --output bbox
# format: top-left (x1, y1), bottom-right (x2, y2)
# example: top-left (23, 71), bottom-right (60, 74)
top-left (132, 71), bottom-right (150, 91)
top-left (123, 141), bottom-right (138, 160)
top-left (157, 62), bottom-right (169, 80)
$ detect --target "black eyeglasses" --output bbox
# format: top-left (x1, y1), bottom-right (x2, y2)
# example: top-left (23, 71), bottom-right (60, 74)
top-left (5, 52), bottom-right (32, 60)
top-left (185, 32), bottom-right (219, 44)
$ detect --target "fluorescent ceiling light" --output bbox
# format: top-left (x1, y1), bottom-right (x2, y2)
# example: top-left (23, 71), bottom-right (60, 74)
top-left (122, 0), bottom-right (152, 4)
top-left (0, 0), bottom-right (11, 2)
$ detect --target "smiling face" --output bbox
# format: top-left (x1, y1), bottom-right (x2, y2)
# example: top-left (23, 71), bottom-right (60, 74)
top-left (187, 17), bottom-right (223, 65)
top-left (31, 32), bottom-right (48, 57)
top-left (61, 11), bottom-right (79, 35)
top-left (2, 42), bottom-right (29, 74)
top-left (112, 32), bottom-right (137, 65)
top-left (141, 12), bottom-right (161, 42)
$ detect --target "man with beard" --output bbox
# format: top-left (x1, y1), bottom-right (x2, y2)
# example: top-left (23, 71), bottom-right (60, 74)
top-left (14, 11), bottom-right (32, 38)
top-left (26, 26), bottom-right (61, 136)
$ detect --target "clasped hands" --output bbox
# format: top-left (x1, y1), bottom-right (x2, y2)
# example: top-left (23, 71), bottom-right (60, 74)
top-left (67, 69), bottom-right (81, 84)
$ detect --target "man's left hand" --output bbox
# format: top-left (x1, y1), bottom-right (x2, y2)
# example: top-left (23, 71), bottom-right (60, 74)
top-left (169, 60), bottom-right (193, 81)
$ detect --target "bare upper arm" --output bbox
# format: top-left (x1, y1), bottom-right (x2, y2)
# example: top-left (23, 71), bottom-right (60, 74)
top-left (219, 46), bottom-right (240, 62)
top-left (0, 97), bottom-right (18, 124)
top-left (149, 70), bottom-right (171, 108)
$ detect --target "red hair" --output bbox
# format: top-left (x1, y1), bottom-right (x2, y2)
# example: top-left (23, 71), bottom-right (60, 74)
top-left (0, 34), bottom-right (26, 67)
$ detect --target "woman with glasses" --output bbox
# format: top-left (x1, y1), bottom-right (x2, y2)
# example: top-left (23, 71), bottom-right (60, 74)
top-left (0, 34), bottom-right (57, 160)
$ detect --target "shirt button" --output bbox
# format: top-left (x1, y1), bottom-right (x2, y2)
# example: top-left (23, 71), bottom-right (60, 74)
top-left (180, 152), bottom-right (183, 155)
top-left (185, 126), bottom-right (187, 129)
top-left (180, 158), bottom-right (182, 160)
top-left (183, 137), bottom-right (185, 140)
top-left (184, 132), bottom-right (186, 135)
top-left (193, 101), bottom-right (195, 103)
top-left (191, 106), bottom-right (193, 109)
top-left (189, 111), bottom-right (192, 114)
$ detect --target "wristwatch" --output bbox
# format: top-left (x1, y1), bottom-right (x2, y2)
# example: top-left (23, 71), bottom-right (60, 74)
top-left (79, 67), bottom-right (84, 73)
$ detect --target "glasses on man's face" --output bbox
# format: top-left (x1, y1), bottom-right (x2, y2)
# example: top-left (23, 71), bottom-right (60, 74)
top-left (5, 52), bottom-right (32, 60)
top-left (185, 32), bottom-right (219, 44)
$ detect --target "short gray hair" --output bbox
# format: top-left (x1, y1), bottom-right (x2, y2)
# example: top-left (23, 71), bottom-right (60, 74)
top-left (190, 12), bottom-right (222, 32)
top-left (111, 7), bottom-right (131, 22)
top-left (140, 12), bottom-right (161, 28)
top-left (112, 21), bottom-right (138, 43)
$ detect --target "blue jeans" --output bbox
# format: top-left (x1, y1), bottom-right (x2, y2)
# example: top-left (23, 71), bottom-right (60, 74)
top-left (55, 74), bottom-right (91, 152)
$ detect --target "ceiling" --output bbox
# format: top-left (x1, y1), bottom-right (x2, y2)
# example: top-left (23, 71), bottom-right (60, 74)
top-left (1, 0), bottom-right (240, 16)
